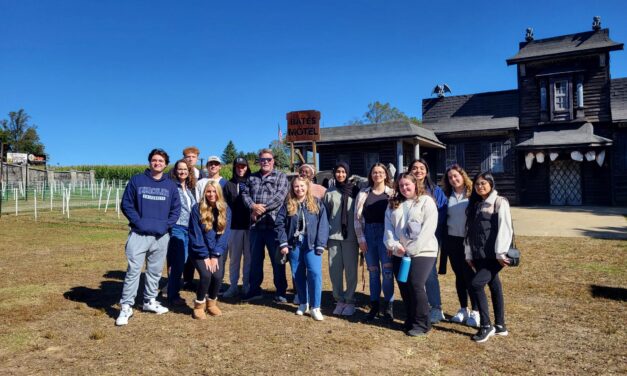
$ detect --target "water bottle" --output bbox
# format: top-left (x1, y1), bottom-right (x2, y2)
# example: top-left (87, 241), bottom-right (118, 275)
top-left (397, 256), bottom-right (411, 283)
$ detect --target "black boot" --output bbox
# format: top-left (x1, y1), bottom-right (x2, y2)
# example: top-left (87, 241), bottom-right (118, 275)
top-left (363, 300), bottom-right (379, 322)
top-left (383, 301), bottom-right (394, 321)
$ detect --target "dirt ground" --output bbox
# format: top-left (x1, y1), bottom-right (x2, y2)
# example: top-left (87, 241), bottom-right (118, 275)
top-left (0, 210), bottom-right (625, 375)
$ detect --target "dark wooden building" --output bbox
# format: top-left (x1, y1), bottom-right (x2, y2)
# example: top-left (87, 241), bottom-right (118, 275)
top-left (309, 20), bottom-right (626, 206)
top-left (422, 22), bottom-right (626, 206)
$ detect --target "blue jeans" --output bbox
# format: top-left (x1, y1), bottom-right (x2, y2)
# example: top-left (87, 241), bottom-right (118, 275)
top-left (166, 225), bottom-right (189, 301)
top-left (247, 228), bottom-right (287, 298)
top-left (289, 237), bottom-right (322, 308)
top-left (425, 262), bottom-right (441, 309)
top-left (364, 223), bottom-right (394, 303)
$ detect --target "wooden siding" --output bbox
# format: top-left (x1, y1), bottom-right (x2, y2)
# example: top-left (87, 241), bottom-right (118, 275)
top-left (518, 54), bottom-right (612, 128)
top-left (435, 134), bottom-right (519, 204)
top-left (317, 141), bottom-right (396, 176)
top-left (612, 130), bottom-right (627, 205)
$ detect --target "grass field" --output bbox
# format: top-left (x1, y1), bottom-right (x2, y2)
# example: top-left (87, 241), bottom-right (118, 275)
top-left (0, 210), bottom-right (625, 375)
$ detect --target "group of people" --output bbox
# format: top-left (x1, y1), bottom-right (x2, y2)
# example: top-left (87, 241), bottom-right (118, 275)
top-left (115, 146), bottom-right (514, 343)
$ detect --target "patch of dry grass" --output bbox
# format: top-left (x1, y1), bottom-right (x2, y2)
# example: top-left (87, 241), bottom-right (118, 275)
top-left (0, 212), bottom-right (625, 375)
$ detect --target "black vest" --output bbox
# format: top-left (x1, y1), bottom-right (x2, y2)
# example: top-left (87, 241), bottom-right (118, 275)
top-left (468, 200), bottom-right (499, 260)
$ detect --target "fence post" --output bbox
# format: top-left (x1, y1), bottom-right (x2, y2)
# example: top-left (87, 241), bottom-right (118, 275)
top-left (34, 188), bottom-right (38, 221)
top-left (66, 188), bottom-right (70, 219)
top-left (104, 186), bottom-right (112, 212)
top-left (14, 188), bottom-right (18, 215)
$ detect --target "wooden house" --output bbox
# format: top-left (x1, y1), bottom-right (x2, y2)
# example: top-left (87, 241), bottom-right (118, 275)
top-left (308, 19), bottom-right (626, 206)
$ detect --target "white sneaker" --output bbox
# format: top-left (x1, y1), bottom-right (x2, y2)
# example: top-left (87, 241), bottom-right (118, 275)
top-left (429, 308), bottom-right (445, 324)
top-left (223, 286), bottom-right (239, 298)
top-left (341, 303), bottom-right (356, 316)
top-left (466, 310), bottom-right (480, 328)
top-left (311, 307), bottom-right (324, 321)
top-left (115, 304), bottom-right (133, 326)
top-left (142, 299), bottom-right (169, 314)
top-left (296, 303), bottom-right (310, 316)
top-left (293, 294), bottom-right (300, 305)
top-left (333, 302), bottom-right (346, 315)
top-left (451, 307), bottom-right (469, 323)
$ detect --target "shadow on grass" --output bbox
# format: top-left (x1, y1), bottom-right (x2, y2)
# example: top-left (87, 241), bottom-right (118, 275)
top-left (590, 285), bottom-right (627, 302)
top-left (576, 227), bottom-right (627, 240)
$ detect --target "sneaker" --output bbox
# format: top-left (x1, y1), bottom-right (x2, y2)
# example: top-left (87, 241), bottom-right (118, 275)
top-left (495, 325), bottom-right (509, 336)
top-left (451, 307), bottom-right (469, 323)
top-left (242, 293), bottom-right (263, 302)
top-left (142, 299), bottom-right (169, 314)
top-left (168, 297), bottom-right (187, 307)
top-left (292, 294), bottom-right (300, 305)
top-left (341, 303), bottom-right (356, 316)
top-left (407, 328), bottom-right (427, 337)
top-left (115, 304), bottom-right (133, 326)
top-left (222, 286), bottom-right (239, 298)
top-left (466, 310), bottom-right (480, 328)
top-left (311, 307), bottom-right (324, 321)
top-left (333, 302), bottom-right (346, 315)
top-left (296, 303), bottom-right (310, 316)
top-left (429, 308), bottom-right (444, 324)
top-left (472, 325), bottom-right (495, 343)
top-left (273, 295), bottom-right (288, 304)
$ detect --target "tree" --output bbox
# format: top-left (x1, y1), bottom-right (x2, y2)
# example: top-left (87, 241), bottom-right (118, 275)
top-left (345, 101), bottom-right (420, 125)
top-left (1, 109), bottom-right (46, 156)
top-left (221, 140), bottom-right (238, 165)
top-left (268, 140), bottom-right (289, 169)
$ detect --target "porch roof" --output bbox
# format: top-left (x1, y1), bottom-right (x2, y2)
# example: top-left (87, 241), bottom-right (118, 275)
top-left (516, 123), bottom-right (613, 149)
top-left (313, 120), bottom-right (445, 149)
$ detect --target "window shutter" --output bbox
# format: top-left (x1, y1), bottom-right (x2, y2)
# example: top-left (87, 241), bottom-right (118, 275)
top-left (481, 142), bottom-right (490, 172)
top-left (503, 139), bottom-right (512, 172)
top-left (457, 143), bottom-right (465, 168)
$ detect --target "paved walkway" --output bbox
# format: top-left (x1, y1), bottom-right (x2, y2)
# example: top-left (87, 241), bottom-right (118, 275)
top-left (511, 206), bottom-right (627, 240)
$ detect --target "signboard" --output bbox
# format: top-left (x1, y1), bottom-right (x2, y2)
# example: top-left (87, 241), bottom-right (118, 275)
top-left (28, 154), bottom-right (47, 164)
top-left (286, 110), bottom-right (321, 142)
top-left (7, 153), bottom-right (28, 165)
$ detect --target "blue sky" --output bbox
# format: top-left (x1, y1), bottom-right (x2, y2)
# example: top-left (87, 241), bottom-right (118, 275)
top-left (1, 0), bottom-right (626, 165)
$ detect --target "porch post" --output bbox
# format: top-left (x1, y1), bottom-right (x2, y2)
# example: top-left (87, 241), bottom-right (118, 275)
top-left (414, 142), bottom-right (420, 161)
top-left (396, 140), bottom-right (404, 174)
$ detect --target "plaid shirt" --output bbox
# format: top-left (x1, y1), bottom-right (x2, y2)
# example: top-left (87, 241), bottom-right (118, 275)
top-left (241, 169), bottom-right (289, 229)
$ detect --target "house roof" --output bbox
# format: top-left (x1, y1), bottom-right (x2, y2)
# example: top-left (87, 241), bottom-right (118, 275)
top-left (611, 77), bottom-right (627, 122)
top-left (516, 123), bottom-right (613, 149)
top-left (421, 90), bottom-right (519, 135)
top-left (507, 29), bottom-right (623, 65)
top-left (313, 120), bottom-right (445, 148)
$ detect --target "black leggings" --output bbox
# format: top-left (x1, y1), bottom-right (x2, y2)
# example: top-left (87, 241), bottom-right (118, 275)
top-left (445, 235), bottom-right (478, 310)
top-left (393, 255), bottom-right (436, 333)
top-left (193, 256), bottom-right (224, 301)
top-left (471, 259), bottom-right (505, 327)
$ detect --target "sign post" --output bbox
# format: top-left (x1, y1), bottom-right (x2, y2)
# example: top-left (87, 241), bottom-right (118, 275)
top-left (286, 110), bottom-right (321, 171)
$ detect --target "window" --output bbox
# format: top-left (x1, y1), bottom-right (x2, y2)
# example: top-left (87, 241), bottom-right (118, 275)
top-left (549, 78), bottom-right (572, 121)
top-left (336, 154), bottom-right (350, 165)
top-left (445, 145), bottom-right (457, 167)
top-left (489, 142), bottom-right (504, 173)
top-left (554, 80), bottom-right (569, 112)
top-left (365, 152), bottom-right (379, 173)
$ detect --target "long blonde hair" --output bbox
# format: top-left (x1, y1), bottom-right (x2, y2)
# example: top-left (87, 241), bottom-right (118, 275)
top-left (286, 177), bottom-right (319, 216)
top-left (199, 180), bottom-right (227, 234)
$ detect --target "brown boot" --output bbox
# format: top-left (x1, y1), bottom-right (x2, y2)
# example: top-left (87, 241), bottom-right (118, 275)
top-left (206, 298), bottom-right (222, 316)
top-left (193, 299), bottom-right (207, 320)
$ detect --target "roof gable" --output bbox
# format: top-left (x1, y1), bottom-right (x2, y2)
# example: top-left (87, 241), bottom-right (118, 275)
top-left (507, 29), bottom-right (623, 65)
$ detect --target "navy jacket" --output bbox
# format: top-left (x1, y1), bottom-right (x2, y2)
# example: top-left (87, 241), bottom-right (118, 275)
top-left (188, 203), bottom-right (232, 259)
top-left (275, 199), bottom-right (329, 254)
top-left (121, 169), bottom-right (181, 237)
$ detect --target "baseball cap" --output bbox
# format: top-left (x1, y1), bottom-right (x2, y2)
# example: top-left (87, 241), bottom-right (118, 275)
top-left (207, 156), bottom-right (223, 164)
top-left (235, 157), bottom-right (248, 165)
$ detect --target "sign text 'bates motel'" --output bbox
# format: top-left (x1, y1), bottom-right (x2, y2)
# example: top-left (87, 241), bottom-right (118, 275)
top-left (286, 110), bottom-right (321, 142)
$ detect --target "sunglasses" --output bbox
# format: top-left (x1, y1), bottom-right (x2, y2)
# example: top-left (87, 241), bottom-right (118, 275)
top-left (259, 158), bottom-right (273, 163)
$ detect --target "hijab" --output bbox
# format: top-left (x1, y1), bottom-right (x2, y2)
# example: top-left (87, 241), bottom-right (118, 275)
top-left (334, 161), bottom-right (359, 239)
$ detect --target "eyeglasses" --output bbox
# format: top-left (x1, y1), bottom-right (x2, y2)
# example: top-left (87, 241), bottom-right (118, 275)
top-left (259, 158), bottom-right (273, 163)
top-left (474, 181), bottom-right (490, 187)
top-left (208, 162), bottom-right (221, 166)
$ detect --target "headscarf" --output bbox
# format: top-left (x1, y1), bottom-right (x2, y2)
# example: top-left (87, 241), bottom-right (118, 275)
top-left (334, 161), bottom-right (359, 239)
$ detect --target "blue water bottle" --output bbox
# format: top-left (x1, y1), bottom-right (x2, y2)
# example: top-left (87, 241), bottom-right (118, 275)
top-left (397, 256), bottom-right (411, 283)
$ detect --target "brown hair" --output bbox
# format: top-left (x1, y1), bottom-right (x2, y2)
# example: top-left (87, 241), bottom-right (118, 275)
top-left (441, 164), bottom-right (472, 198)
top-left (367, 162), bottom-right (392, 188)
top-left (169, 159), bottom-right (197, 190)
top-left (183, 146), bottom-right (200, 156)
top-left (389, 173), bottom-right (428, 210)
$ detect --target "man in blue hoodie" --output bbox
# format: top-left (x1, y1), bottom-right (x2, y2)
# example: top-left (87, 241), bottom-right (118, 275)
top-left (116, 148), bottom-right (181, 326)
